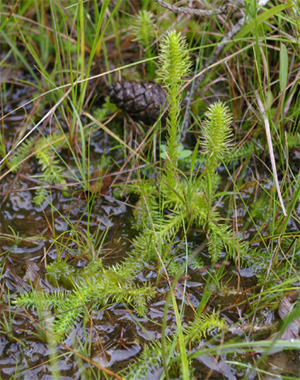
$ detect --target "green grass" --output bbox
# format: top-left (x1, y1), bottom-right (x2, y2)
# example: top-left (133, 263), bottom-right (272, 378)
top-left (1, 1), bottom-right (300, 379)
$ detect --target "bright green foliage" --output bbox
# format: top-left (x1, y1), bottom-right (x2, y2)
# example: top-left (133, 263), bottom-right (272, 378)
top-left (158, 31), bottom-right (191, 187)
top-left (123, 310), bottom-right (226, 379)
top-left (202, 101), bottom-right (233, 216)
top-left (132, 10), bottom-right (155, 49)
top-left (132, 10), bottom-right (156, 76)
top-left (47, 260), bottom-right (102, 289)
top-left (14, 260), bottom-right (156, 336)
top-left (9, 133), bottom-right (67, 205)
top-left (158, 30), bottom-right (191, 90)
top-left (127, 93), bottom-right (261, 267)
top-left (184, 310), bottom-right (226, 342)
top-left (1, 0), bottom-right (299, 377)
top-left (126, 229), bottom-right (158, 269)
top-left (123, 341), bottom-right (165, 379)
top-left (202, 101), bottom-right (233, 170)
top-left (126, 98), bottom-right (245, 263)
top-left (131, 182), bottom-right (159, 230)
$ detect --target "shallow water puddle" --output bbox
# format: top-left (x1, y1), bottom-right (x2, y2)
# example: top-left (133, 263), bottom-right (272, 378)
top-left (1, 71), bottom-right (300, 380)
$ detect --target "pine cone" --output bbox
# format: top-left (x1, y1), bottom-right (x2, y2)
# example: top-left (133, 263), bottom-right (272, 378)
top-left (108, 81), bottom-right (167, 124)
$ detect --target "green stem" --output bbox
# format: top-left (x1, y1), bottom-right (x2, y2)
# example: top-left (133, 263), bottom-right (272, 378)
top-left (207, 166), bottom-right (213, 212)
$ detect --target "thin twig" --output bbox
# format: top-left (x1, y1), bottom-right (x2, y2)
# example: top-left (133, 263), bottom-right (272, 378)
top-left (153, 0), bottom-right (223, 17)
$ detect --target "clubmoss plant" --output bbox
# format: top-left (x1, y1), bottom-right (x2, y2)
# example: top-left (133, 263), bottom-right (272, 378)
top-left (202, 101), bottom-right (233, 209)
top-left (158, 30), bottom-right (192, 190)
top-left (123, 310), bottom-right (226, 379)
top-left (132, 10), bottom-right (155, 48)
top-left (9, 133), bottom-right (68, 205)
top-left (122, 41), bottom-right (270, 277)
top-left (132, 10), bottom-right (156, 77)
top-left (14, 260), bottom-right (155, 336)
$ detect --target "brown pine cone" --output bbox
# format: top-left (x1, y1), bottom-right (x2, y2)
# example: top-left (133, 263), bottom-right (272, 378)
top-left (108, 81), bottom-right (167, 124)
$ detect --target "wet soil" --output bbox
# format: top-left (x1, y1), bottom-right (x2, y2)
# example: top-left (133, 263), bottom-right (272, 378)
top-left (1, 65), bottom-right (300, 380)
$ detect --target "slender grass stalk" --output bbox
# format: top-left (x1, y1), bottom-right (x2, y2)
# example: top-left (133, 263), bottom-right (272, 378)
top-left (171, 292), bottom-right (190, 380)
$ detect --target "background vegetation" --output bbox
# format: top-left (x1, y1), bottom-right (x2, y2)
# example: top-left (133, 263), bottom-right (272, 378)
top-left (1, 0), bottom-right (300, 379)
